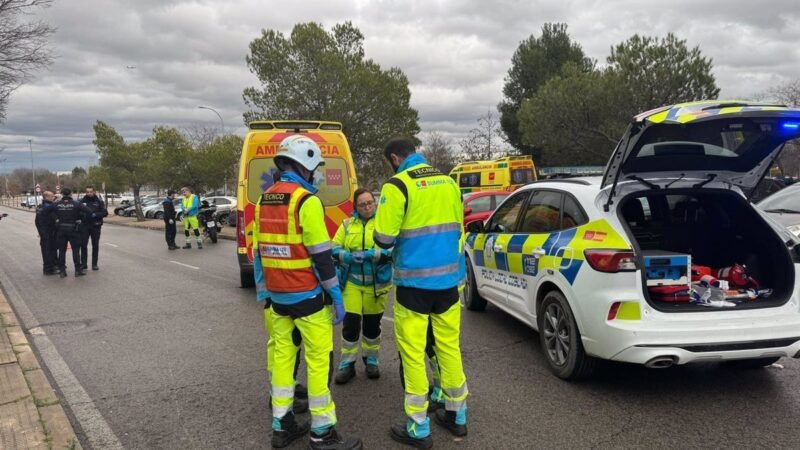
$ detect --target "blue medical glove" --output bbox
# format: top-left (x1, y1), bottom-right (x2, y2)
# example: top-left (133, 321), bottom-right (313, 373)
top-left (363, 248), bottom-right (376, 262)
top-left (333, 302), bottom-right (346, 325)
top-left (340, 251), bottom-right (354, 265)
top-left (351, 251), bottom-right (365, 263)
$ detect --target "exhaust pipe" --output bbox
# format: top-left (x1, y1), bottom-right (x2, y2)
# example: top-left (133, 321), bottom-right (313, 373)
top-left (645, 356), bottom-right (677, 369)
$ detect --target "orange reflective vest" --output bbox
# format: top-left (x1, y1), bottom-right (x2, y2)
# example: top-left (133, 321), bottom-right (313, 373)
top-left (256, 182), bottom-right (318, 293)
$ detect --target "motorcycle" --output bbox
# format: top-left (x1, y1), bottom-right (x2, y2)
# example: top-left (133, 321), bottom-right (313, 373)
top-left (197, 203), bottom-right (221, 243)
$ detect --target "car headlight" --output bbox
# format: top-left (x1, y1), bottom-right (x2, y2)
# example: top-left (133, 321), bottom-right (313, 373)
top-left (788, 224), bottom-right (800, 238)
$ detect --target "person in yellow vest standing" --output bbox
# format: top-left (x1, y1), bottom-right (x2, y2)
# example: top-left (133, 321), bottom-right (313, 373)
top-left (255, 135), bottom-right (362, 450)
top-left (180, 187), bottom-right (202, 249)
top-left (331, 189), bottom-right (392, 384)
top-left (375, 137), bottom-right (468, 449)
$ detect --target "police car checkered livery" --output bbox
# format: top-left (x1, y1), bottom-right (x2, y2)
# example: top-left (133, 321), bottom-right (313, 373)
top-left (464, 101), bottom-right (800, 379)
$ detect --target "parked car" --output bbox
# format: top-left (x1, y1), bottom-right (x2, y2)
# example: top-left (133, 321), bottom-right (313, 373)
top-left (463, 101), bottom-right (800, 380)
top-left (463, 191), bottom-right (508, 228)
top-left (21, 195), bottom-right (42, 208)
top-left (757, 183), bottom-right (800, 238)
top-left (121, 198), bottom-right (161, 216)
top-left (145, 197), bottom-right (183, 219)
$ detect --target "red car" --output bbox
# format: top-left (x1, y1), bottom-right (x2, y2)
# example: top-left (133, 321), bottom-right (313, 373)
top-left (463, 191), bottom-right (508, 228)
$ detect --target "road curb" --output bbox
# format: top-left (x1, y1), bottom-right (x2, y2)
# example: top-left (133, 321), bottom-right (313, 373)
top-left (0, 288), bottom-right (82, 450)
top-left (104, 217), bottom-right (237, 241)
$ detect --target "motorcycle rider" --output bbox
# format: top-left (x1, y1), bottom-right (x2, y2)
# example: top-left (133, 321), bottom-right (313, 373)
top-left (180, 186), bottom-right (202, 249)
top-left (79, 186), bottom-right (108, 271)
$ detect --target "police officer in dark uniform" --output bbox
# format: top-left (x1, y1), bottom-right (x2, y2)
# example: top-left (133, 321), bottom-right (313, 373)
top-left (79, 186), bottom-right (108, 270)
top-left (49, 188), bottom-right (93, 278)
top-left (162, 190), bottom-right (179, 250)
top-left (35, 190), bottom-right (59, 275)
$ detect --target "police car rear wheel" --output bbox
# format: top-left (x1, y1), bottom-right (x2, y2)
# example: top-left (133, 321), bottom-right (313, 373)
top-left (538, 291), bottom-right (596, 380)
top-left (464, 258), bottom-right (486, 311)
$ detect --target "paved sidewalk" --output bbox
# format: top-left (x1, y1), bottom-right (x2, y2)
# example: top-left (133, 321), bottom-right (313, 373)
top-left (0, 289), bottom-right (81, 450)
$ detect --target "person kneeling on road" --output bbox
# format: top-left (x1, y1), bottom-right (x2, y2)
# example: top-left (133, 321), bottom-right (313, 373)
top-left (332, 188), bottom-right (392, 384)
top-left (180, 186), bottom-right (202, 249)
top-left (256, 135), bottom-right (361, 450)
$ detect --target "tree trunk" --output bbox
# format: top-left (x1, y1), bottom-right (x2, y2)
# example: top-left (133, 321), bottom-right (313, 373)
top-left (133, 185), bottom-right (145, 221)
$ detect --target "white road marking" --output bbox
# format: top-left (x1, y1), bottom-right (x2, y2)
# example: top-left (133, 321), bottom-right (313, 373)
top-left (170, 261), bottom-right (200, 270)
top-left (103, 243), bottom-right (119, 247)
top-left (0, 264), bottom-right (124, 450)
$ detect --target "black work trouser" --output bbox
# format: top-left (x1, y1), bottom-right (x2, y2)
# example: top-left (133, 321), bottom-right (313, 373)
top-left (56, 230), bottom-right (83, 272)
top-left (38, 228), bottom-right (56, 272)
top-left (164, 220), bottom-right (176, 247)
top-left (81, 225), bottom-right (101, 267)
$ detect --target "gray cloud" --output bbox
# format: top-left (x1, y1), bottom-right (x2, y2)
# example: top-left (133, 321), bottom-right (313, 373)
top-left (0, 0), bottom-right (797, 173)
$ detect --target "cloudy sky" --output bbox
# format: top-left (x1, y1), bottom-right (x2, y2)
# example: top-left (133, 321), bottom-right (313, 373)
top-left (0, 0), bottom-right (798, 172)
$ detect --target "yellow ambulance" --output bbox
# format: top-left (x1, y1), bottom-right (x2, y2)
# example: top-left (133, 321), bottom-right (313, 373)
top-left (235, 120), bottom-right (358, 287)
top-left (450, 155), bottom-right (537, 195)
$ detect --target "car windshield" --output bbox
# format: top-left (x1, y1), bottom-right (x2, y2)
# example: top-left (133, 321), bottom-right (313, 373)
top-left (758, 185), bottom-right (800, 213)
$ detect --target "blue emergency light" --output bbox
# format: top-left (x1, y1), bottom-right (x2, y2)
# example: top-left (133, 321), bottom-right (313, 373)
top-left (782, 122), bottom-right (800, 131)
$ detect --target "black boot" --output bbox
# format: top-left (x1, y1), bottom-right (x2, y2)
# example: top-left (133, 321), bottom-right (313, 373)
top-left (295, 383), bottom-right (308, 399)
top-left (271, 413), bottom-right (309, 449)
top-left (365, 364), bottom-right (380, 379)
top-left (434, 408), bottom-right (467, 437)
top-left (75, 269), bottom-right (86, 277)
top-left (197, 241), bottom-right (203, 249)
top-left (182, 243), bottom-right (192, 249)
top-left (389, 424), bottom-right (433, 449)
top-left (59, 271), bottom-right (67, 278)
top-left (92, 265), bottom-right (99, 271)
top-left (309, 427), bottom-right (362, 450)
top-left (334, 363), bottom-right (356, 385)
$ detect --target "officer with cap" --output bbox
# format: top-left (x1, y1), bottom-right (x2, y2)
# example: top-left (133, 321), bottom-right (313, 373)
top-left (48, 188), bottom-right (93, 278)
top-left (35, 190), bottom-right (58, 275)
top-left (162, 190), bottom-right (179, 250)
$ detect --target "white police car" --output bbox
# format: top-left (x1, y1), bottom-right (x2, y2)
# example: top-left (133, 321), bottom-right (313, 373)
top-left (464, 101), bottom-right (800, 379)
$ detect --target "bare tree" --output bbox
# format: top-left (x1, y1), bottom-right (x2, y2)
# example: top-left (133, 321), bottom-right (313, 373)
top-left (458, 109), bottom-right (510, 161)
top-left (422, 131), bottom-right (457, 174)
top-left (0, 0), bottom-right (55, 120)
top-left (762, 79), bottom-right (800, 178)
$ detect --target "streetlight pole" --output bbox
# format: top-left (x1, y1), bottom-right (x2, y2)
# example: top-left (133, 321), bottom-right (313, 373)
top-left (28, 138), bottom-right (37, 207)
top-left (198, 105), bottom-right (227, 195)
top-left (197, 105), bottom-right (225, 136)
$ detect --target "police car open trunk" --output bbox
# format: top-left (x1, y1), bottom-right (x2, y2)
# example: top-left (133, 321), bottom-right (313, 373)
top-left (602, 101), bottom-right (800, 312)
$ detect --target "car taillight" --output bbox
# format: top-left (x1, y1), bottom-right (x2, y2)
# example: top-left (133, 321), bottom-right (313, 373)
top-left (607, 302), bottom-right (621, 320)
top-left (237, 210), bottom-right (246, 248)
top-left (584, 249), bottom-right (636, 273)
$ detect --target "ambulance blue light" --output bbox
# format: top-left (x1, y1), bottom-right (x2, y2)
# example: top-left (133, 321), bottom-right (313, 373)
top-left (783, 122), bottom-right (800, 130)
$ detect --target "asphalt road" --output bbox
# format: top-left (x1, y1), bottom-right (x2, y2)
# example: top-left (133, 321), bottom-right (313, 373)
top-left (1, 205), bottom-right (800, 449)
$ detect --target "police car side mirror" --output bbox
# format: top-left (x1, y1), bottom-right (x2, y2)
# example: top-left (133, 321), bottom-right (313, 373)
top-left (466, 220), bottom-right (484, 233)
top-left (464, 207), bottom-right (473, 216)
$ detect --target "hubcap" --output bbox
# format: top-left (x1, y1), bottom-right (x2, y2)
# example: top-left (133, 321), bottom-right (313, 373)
top-left (543, 302), bottom-right (570, 366)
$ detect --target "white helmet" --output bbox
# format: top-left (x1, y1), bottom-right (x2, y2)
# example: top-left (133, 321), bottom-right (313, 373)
top-left (275, 135), bottom-right (324, 172)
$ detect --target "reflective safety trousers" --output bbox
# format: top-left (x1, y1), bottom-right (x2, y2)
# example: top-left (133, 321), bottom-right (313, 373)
top-left (394, 300), bottom-right (468, 425)
top-left (339, 283), bottom-right (387, 365)
top-left (271, 304), bottom-right (336, 433)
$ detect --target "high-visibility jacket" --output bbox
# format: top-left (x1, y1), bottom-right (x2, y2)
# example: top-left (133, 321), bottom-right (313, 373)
top-left (255, 181), bottom-right (318, 294)
top-left (374, 154), bottom-right (465, 290)
top-left (181, 194), bottom-right (199, 217)
top-left (332, 214), bottom-right (392, 294)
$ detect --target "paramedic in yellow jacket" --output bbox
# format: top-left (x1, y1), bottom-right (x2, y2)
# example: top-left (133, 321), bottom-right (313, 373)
top-left (255, 135), bottom-right (362, 450)
top-left (331, 188), bottom-right (393, 384)
top-left (375, 137), bottom-right (468, 449)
